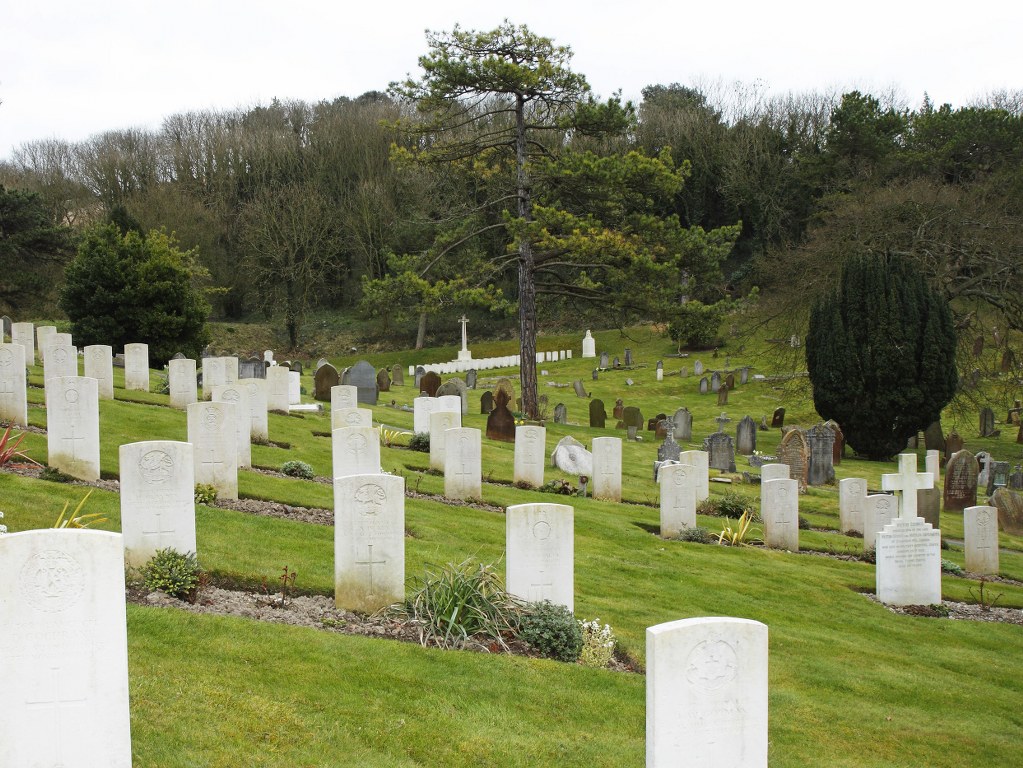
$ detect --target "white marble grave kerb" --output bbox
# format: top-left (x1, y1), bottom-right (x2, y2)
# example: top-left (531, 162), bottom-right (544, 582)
top-left (0, 342), bottom-right (28, 426)
top-left (334, 473), bottom-right (405, 612)
top-left (881, 453), bottom-right (934, 519)
top-left (169, 358), bottom-right (198, 409)
top-left (646, 616), bottom-right (768, 768)
top-left (444, 427), bottom-right (482, 500)
top-left (187, 401), bottom-right (239, 500)
top-left (506, 503), bottom-right (574, 610)
top-left (591, 436), bottom-right (622, 502)
top-left (84, 344), bottom-right (114, 400)
top-left (514, 425), bottom-right (546, 488)
top-left (0, 529), bottom-right (133, 767)
top-left (659, 462), bottom-right (697, 537)
top-left (429, 410), bottom-right (461, 472)
top-left (123, 343), bottom-right (149, 391)
top-left (213, 384), bottom-right (252, 469)
top-left (46, 376), bottom-right (100, 481)
top-left (119, 441), bottom-right (196, 567)
top-left (332, 425), bottom-right (381, 479)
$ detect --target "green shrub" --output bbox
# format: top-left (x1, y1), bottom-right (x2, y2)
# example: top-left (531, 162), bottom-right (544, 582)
top-left (520, 600), bottom-right (583, 662)
top-left (538, 479), bottom-right (575, 495)
top-left (798, 515), bottom-right (811, 530)
top-left (676, 525), bottom-right (714, 544)
top-left (281, 460), bottom-right (315, 479)
top-left (697, 491), bottom-right (756, 519)
top-left (666, 299), bottom-right (726, 350)
top-left (391, 559), bottom-right (522, 650)
top-left (578, 618), bottom-right (617, 668)
top-left (40, 466), bottom-right (73, 483)
top-left (155, 372), bottom-right (170, 395)
top-left (941, 559), bottom-right (965, 576)
top-left (141, 548), bottom-right (202, 601)
top-left (408, 432), bottom-right (430, 453)
top-left (194, 483), bottom-right (218, 505)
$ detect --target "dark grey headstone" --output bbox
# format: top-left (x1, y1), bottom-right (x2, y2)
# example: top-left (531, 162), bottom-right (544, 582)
top-left (313, 363), bottom-right (340, 401)
top-left (656, 360), bottom-right (663, 370)
top-left (480, 391), bottom-right (494, 414)
top-left (807, 424), bottom-right (836, 486)
top-left (466, 369), bottom-right (477, 390)
top-left (486, 389), bottom-right (516, 443)
top-left (414, 366), bottom-right (425, 388)
top-left (624, 348), bottom-right (633, 366)
top-left (703, 432), bottom-right (736, 473)
top-left (553, 403), bottom-right (567, 424)
top-left (391, 364), bottom-right (404, 386)
top-left (736, 415), bottom-right (757, 456)
top-left (240, 358), bottom-right (265, 379)
top-left (573, 380), bottom-right (587, 398)
top-left (771, 407), bottom-right (786, 428)
top-left (980, 407), bottom-right (996, 437)
top-left (699, 377), bottom-right (708, 395)
top-left (589, 399), bottom-right (606, 428)
top-left (1009, 465), bottom-right (1023, 491)
top-left (657, 426), bottom-right (681, 463)
top-left (376, 368), bottom-right (391, 393)
top-left (923, 421), bottom-right (945, 451)
top-left (988, 460), bottom-right (1011, 496)
top-left (591, 369), bottom-right (598, 381)
top-left (0, 315), bottom-right (11, 339)
top-left (622, 406), bottom-right (644, 429)
top-left (710, 371), bottom-right (721, 393)
top-left (673, 407), bottom-right (692, 441)
top-left (943, 449), bottom-right (978, 511)
top-left (348, 360), bottom-right (379, 405)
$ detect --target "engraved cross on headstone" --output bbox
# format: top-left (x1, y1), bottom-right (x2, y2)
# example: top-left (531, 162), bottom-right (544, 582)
top-left (142, 508), bottom-right (177, 545)
top-left (26, 665), bottom-right (87, 765)
top-left (62, 423), bottom-right (85, 460)
top-left (202, 447), bottom-right (224, 474)
top-left (881, 453), bottom-right (934, 519)
top-left (529, 572), bottom-right (553, 601)
top-left (715, 412), bottom-right (731, 433)
top-left (355, 544), bottom-right (386, 596)
top-left (0, 378), bottom-right (13, 398)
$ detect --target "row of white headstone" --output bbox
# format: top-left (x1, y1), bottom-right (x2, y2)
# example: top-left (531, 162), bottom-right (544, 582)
top-left (408, 350), bottom-right (573, 377)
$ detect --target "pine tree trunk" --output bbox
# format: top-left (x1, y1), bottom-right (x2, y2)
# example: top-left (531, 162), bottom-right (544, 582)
top-left (515, 93), bottom-right (538, 419)
top-left (415, 312), bottom-right (428, 350)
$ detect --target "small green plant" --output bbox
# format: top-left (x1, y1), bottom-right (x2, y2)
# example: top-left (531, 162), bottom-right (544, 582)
top-left (0, 426), bottom-right (39, 467)
top-left (155, 372), bottom-right (170, 395)
top-left (281, 460), bottom-right (315, 479)
top-left (520, 601), bottom-right (583, 662)
top-left (969, 576), bottom-right (1003, 611)
top-left (408, 432), bottom-right (430, 453)
top-left (697, 491), bottom-right (756, 519)
top-left (40, 466), bottom-right (74, 483)
top-left (798, 515), bottom-right (811, 530)
top-left (941, 559), bottom-right (965, 576)
top-left (577, 618), bottom-right (617, 668)
top-left (194, 483), bottom-right (218, 505)
top-left (262, 565), bottom-right (298, 608)
top-left (717, 510), bottom-right (758, 546)
top-left (53, 490), bottom-right (107, 529)
top-left (676, 525), bottom-right (714, 544)
top-left (140, 548), bottom-right (202, 601)
top-left (538, 478), bottom-right (574, 495)
top-left (380, 428), bottom-right (407, 448)
top-left (391, 559), bottom-right (522, 650)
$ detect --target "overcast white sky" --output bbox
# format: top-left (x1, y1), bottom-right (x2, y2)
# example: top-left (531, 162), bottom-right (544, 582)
top-left (2, 1), bottom-right (1020, 160)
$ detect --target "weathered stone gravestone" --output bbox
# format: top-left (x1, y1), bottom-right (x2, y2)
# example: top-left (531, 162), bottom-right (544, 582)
top-left (613, 398), bottom-right (624, 420)
top-left (334, 473), bottom-right (405, 612)
top-left (680, 449), bottom-right (710, 502)
top-left (964, 505), bottom-right (999, 574)
top-left (976, 451), bottom-right (994, 490)
top-left (316, 358), bottom-right (330, 371)
top-left (716, 384), bottom-right (729, 406)
top-left (465, 369), bottom-right (477, 389)
top-left (314, 363), bottom-right (340, 401)
top-left (480, 390), bottom-right (494, 414)
top-left (414, 366), bottom-right (425, 388)
top-left (552, 403), bottom-right (567, 424)
top-left (84, 344), bottom-right (114, 400)
top-left (987, 460), bottom-right (1011, 496)
top-left (648, 412), bottom-right (667, 433)
top-left (777, 428), bottom-right (808, 490)
top-left (419, 371), bottom-right (441, 397)
top-left (428, 410), bottom-right (461, 471)
top-left (624, 348), bottom-right (633, 366)
top-left (923, 421), bottom-right (945, 452)
top-left (702, 431), bottom-right (736, 473)
top-left (863, 494), bottom-right (898, 551)
top-left (582, 330), bottom-right (596, 358)
top-left (514, 425), bottom-right (546, 488)
top-left (591, 437), bottom-right (622, 501)
top-left (613, 356), bottom-right (620, 369)
top-left (43, 342), bottom-right (78, 382)
top-left (332, 426), bottom-right (381, 479)
top-left (838, 477), bottom-right (868, 534)
top-left (646, 617), bottom-right (767, 768)
top-left (710, 371), bottom-right (721, 392)
top-left (599, 351), bottom-right (609, 369)
top-left (673, 407), bottom-right (692, 441)
top-left (445, 427), bottom-right (482, 500)
top-left (1010, 465), bottom-right (1023, 490)
top-left (657, 426), bottom-right (681, 464)
top-left (347, 361), bottom-right (378, 405)
top-left (486, 389), bottom-right (516, 443)
top-left (589, 398), bottom-right (607, 428)
top-left (979, 407), bottom-right (996, 437)
top-left (391, 364), bottom-right (404, 386)
top-left (763, 478), bottom-right (799, 551)
top-left (622, 406), bottom-right (644, 441)
top-left (495, 377), bottom-right (516, 407)
top-left (943, 430), bottom-right (964, 459)
top-left (771, 407), bottom-right (785, 428)
top-left (693, 359), bottom-right (703, 375)
top-left (187, 401), bottom-right (239, 500)
top-left (806, 424), bottom-right (836, 486)
top-left (698, 376), bottom-right (709, 395)
top-left (120, 440), bottom-right (196, 567)
top-left (725, 372), bottom-right (735, 389)
top-left (572, 379), bottom-right (588, 398)
top-left (376, 368), bottom-right (391, 393)
top-left (46, 376), bottom-right (100, 481)
top-left (11, 321), bottom-right (35, 365)
top-left (0, 342), bottom-right (28, 426)
top-left (658, 462), bottom-right (697, 537)
top-left (436, 378), bottom-right (468, 415)
top-left (0, 529), bottom-right (134, 767)
top-left (212, 384), bottom-right (252, 469)
top-left (550, 435), bottom-right (592, 475)
top-left (238, 357), bottom-right (264, 379)
top-left (331, 407), bottom-right (373, 431)
top-left (506, 503), bottom-right (574, 609)
top-left (736, 415), bottom-right (756, 455)
top-left (990, 488), bottom-right (1023, 534)
top-left (265, 365), bottom-right (291, 413)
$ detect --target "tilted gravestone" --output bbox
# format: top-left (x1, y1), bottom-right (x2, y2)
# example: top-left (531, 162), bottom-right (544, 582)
top-left (990, 488), bottom-right (1023, 535)
top-left (376, 368), bottom-right (391, 393)
top-left (419, 371), bottom-right (441, 397)
top-left (314, 363), bottom-right (340, 401)
top-left (702, 431), bottom-right (736, 473)
top-left (550, 435), bottom-right (593, 475)
top-left (573, 380), bottom-right (588, 398)
top-left (771, 407), bottom-right (786, 428)
top-left (716, 384), bottom-right (729, 406)
top-left (486, 389), bottom-right (516, 443)
top-left (736, 415), bottom-right (757, 456)
top-left (725, 373), bottom-right (735, 389)
top-left (807, 424), bottom-right (836, 486)
top-left (553, 403), bottom-right (567, 424)
top-left (589, 398), bottom-right (607, 428)
top-left (673, 407), bottom-right (692, 441)
top-left (979, 407), bottom-right (996, 437)
top-left (943, 449), bottom-right (978, 511)
top-left (480, 391), bottom-right (495, 414)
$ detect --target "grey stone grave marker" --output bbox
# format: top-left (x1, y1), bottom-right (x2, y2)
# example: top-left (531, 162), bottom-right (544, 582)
top-left (553, 403), bottom-right (567, 424)
top-left (703, 431), bottom-right (736, 472)
top-left (807, 424), bottom-right (836, 486)
top-left (589, 399), bottom-right (607, 428)
top-left (348, 361), bottom-right (378, 405)
top-left (736, 415), bottom-right (756, 456)
top-left (480, 391), bottom-right (494, 414)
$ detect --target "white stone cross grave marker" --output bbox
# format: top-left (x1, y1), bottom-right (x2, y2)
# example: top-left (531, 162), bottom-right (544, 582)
top-left (881, 453), bottom-right (934, 519)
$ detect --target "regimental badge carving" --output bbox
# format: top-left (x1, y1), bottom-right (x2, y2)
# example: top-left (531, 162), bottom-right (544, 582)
top-left (0, 348), bottom-right (12, 367)
top-left (220, 389), bottom-right (240, 402)
top-left (202, 405), bottom-right (224, 432)
top-left (686, 639), bottom-right (738, 691)
top-left (532, 520), bottom-right (551, 540)
top-left (138, 450), bottom-right (174, 485)
top-left (354, 483), bottom-right (386, 514)
top-left (64, 388), bottom-right (80, 405)
top-left (674, 467), bottom-right (688, 486)
top-left (19, 549), bottom-right (85, 613)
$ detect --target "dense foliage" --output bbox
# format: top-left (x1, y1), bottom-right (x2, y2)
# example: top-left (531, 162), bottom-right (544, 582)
top-left (0, 184), bottom-right (73, 312)
top-left (806, 253), bottom-right (958, 459)
top-left (60, 224), bottom-right (211, 363)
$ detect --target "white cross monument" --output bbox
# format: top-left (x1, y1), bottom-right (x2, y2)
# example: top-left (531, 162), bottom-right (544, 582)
top-left (456, 315), bottom-right (473, 362)
top-left (881, 453), bottom-right (934, 519)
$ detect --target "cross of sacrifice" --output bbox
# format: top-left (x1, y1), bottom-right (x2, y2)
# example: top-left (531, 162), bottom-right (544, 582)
top-left (355, 544), bottom-right (386, 596)
top-left (881, 453), bottom-right (934, 519)
top-left (26, 665), bottom-right (87, 765)
top-left (458, 315), bottom-right (469, 352)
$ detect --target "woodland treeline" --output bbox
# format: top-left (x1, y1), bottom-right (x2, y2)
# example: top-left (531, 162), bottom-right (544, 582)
top-left (3, 81), bottom-right (1023, 348)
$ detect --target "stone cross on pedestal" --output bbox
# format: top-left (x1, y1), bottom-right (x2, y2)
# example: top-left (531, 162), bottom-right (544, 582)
top-left (459, 315), bottom-right (469, 352)
top-left (881, 453), bottom-right (934, 519)
top-left (715, 412), bottom-right (731, 433)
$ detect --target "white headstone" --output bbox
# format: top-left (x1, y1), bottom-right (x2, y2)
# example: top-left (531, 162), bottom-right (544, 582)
top-left (762, 478), bottom-right (799, 551)
top-left (266, 365), bottom-right (291, 413)
top-left (168, 358), bottom-right (198, 409)
top-left (881, 453), bottom-right (934, 520)
top-left (35, 325), bottom-right (57, 356)
top-left (332, 426), bottom-right (381, 479)
top-left (212, 385), bottom-right (252, 469)
top-left (876, 516), bottom-right (942, 605)
top-left (243, 379), bottom-right (269, 442)
top-left (646, 616), bottom-right (768, 768)
top-left (513, 425), bottom-right (546, 488)
top-left (332, 406), bottom-right (374, 431)
top-left (659, 462), bottom-right (697, 537)
top-left (53, 332), bottom-right (73, 348)
top-left (331, 384), bottom-right (359, 413)
top-left (680, 449), bottom-right (710, 502)
top-left (333, 473), bottom-right (405, 612)
top-left (221, 356), bottom-right (239, 386)
top-left (964, 505), bottom-right (999, 575)
top-left (863, 494), bottom-right (898, 551)
top-left (11, 321), bottom-right (35, 365)
top-left (201, 356), bottom-right (226, 400)
top-left (0, 342), bottom-right (29, 426)
top-left (925, 449), bottom-right (940, 480)
top-left (119, 441), bottom-right (196, 567)
top-left (581, 330), bottom-right (596, 358)
top-left (444, 427), bottom-right (482, 500)
top-left (45, 375), bottom-right (100, 480)
top-left (0, 529), bottom-right (133, 767)
top-left (838, 477), bottom-right (868, 534)
top-left (591, 436), bottom-right (622, 501)
top-left (186, 401), bottom-right (239, 500)
top-left (506, 502), bottom-right (574, 610)
top-left (288, 370), bottom-right (301, 405)
top-left (43, 342), bottom-right (78, 382)
top-left (413, 394), bottom-right (461, 434)
top-left (429, 410), bottom-right (461, 471)
top-left (123, 343), bottom-right (149, 391)
top-left (84, 344), bottom-right (114, 400)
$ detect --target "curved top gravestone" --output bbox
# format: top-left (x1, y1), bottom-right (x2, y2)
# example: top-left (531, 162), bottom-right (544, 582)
top-left (778, 427), bottom-right (808, 489)
top-left (589, 399), bottom-right (607, 428)
top-left (436, 378), bottom-right (468, 415)
top-left (314, 363), bottom-right (340, 401)
top-left (348, 361), bottom-right (379, 405)
top-left (495, 378), bottom-right (516, 409)
top-left (391, 364), bottom-right (404, 386)
top-left (376, 368), bottom-right (391, 393)
top-left (420, 371), bottom-right (441, 397)
top-left (486, 388), bottom-right (516, 443)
